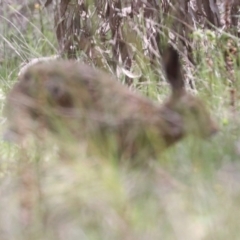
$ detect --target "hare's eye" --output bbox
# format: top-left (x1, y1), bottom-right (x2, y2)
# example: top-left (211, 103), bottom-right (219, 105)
top-left (51, 86), bottom-right (61, 98)
top-left (23, 72), bottom-right (32, 82)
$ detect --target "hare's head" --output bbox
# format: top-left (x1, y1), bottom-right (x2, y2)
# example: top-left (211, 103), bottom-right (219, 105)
top-left (3, 61), bottom-right (77, 144)
top-left (162, 45), bottom-right (218, 138)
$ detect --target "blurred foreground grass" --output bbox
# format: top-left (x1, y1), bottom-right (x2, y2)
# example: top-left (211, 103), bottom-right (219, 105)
top-left (1, 8), bottom-right (240, 240)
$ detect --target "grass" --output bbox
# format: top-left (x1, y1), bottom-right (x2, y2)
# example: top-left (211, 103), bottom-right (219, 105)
top-left (1, 5), bottom-right (240, 240)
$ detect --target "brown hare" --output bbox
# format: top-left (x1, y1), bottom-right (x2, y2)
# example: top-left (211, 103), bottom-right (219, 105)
top-left (3, 45), bottom-right (218, 160)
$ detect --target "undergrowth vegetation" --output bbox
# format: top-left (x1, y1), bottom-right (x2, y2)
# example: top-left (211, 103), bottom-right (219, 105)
top-left (0, 1), bottom-right (240, 240)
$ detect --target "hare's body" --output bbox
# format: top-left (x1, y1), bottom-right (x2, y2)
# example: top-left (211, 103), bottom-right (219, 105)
top-left (4, 47), bottom-right (218, 159)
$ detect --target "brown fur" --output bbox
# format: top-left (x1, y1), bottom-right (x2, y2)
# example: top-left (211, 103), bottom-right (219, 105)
top-left (4, 46), bottom-right (218, 160)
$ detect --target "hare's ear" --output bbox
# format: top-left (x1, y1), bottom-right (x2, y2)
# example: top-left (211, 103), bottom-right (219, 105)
top-left (163, 45), bottom-right (185, 92)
